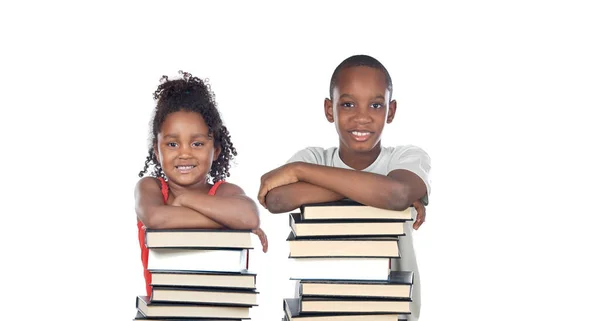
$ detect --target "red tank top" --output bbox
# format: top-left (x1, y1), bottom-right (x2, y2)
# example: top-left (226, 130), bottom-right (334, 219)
top-left (137, 178), bottom-right (225, 296)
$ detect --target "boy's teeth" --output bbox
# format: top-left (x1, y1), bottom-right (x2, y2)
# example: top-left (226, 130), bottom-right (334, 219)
top-left (352, 131), bottom-right (370, 136)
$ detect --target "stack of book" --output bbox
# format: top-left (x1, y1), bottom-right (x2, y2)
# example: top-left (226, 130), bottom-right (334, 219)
top-left (133, 229), bottom-right (258, 320)
top-left (282, 199), bottom-right (414, 321)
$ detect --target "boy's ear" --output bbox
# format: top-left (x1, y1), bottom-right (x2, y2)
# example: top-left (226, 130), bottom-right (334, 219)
top-left (324, 98), bottom-right (334, 123)
top-left (387, 99), bottom-right (397, 124)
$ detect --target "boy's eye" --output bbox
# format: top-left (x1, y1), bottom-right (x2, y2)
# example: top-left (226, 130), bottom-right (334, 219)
top-left (371, 103), bottom-right (383, 109)
top-left (341, 102), bottom-right (354, 108)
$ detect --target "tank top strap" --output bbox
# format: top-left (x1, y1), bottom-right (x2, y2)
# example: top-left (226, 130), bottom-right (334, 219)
top-left (208, 180), bottom-right (226, 196)
top-left (157, 177), bottom-right (169, 203)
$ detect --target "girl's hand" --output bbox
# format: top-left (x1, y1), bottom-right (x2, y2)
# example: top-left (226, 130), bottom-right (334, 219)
top-left (257, 163), bottom-right (300, 208)
top-left (252, 227), bottom-right (269, 253)
top-left (412, 199), bottom-right (426, 230)
top-left (171, 194), bottom-right (186, 207)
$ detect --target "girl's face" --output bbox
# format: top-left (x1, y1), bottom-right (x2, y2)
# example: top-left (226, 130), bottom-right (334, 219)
top-left (154, 110), bottom-right (220, 188)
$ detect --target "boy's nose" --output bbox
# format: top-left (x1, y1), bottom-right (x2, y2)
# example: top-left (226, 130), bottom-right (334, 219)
top-left (354, 108), bottom-right (373, 124)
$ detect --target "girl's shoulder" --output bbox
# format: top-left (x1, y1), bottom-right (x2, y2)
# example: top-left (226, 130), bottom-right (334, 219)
top-left (135, 176), bottom-right (168, 200)
top-left (136, 176), bottom-right (163, 190)
top-left (212, 180), bottom-right (246, 197)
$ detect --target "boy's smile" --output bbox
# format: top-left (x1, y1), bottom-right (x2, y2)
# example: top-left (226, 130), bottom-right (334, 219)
top-left (325, 66), bottom-right (396, 167)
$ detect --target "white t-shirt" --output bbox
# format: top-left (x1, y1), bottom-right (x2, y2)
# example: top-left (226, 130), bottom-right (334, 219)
top-left (286, 145), bottom-right (432, 205)
top-left (286, 144), bottom-right (431, 320)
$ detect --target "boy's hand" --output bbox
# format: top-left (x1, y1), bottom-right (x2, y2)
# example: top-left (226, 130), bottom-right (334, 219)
top-left (412, 199), bottom-right (426, 230)
top-left (257, 163), bottom-right (299, 207)
top-left (252, 227), bottom-right (269, 253)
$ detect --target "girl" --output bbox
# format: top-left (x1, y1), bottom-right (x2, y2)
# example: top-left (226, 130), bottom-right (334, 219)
top-left (135, 71), bottom-right (268, 296)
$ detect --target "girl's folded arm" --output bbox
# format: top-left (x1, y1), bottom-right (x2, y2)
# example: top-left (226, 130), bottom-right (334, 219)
top-left (176, 182), bottom-right (260, 230)
top-left (134, 177), bottom-right (224, 229)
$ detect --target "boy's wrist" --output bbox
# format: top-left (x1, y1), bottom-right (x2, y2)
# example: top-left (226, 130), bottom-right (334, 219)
top-left (290, 161), bottom-right (307, 181)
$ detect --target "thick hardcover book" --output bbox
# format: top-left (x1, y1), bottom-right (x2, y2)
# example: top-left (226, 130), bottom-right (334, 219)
top-left (287, 232), bottom-right (401, 258)
top-left (289, 213), bottom-right (405, 238)
top-left (283, 298), bottom-right (399, 321)
top-left (299, 271), bottom-right (413, 299)
top-left (300, 199), bottom-right (412, 221)
top-left (150, 270), bottom-right (256, 289)
top-left (145, 229), bottom-right (253, 249)
top-left (136, 296), bottom-right (251, 319)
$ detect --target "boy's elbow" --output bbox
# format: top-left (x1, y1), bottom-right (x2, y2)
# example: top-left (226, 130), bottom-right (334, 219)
top-left (265, 190), bottom-right (290, 214)
top-left (387, 185), bottom-right (411, 211)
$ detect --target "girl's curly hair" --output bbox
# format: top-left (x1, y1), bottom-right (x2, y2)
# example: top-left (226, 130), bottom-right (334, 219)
top-left (138, 70), bottom-right (236, 183)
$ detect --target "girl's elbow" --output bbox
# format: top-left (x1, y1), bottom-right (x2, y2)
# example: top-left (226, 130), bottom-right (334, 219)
top-left (249, 215), bottom-right (260, 230)
top-left (143, 212), bottom-right (163, 229)
top-left (238, 213), bottom-right (260, 230)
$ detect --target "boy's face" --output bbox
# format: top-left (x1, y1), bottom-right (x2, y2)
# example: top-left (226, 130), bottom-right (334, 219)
top-left (325, 66), bottom-right (396, 154)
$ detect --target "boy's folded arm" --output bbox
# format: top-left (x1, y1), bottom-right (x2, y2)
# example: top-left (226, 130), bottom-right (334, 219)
top-left (177, 182), bottom-right (260, 230)
top-left (265, 182), bottom-right (344, 213)
top-left (294, 162), bottom-right (426, 211)
top-left (134, 177), bottom-right (224, 230)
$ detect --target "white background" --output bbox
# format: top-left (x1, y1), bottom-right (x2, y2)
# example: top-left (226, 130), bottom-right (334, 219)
top-left (1, 1), bottom-right (599, 320)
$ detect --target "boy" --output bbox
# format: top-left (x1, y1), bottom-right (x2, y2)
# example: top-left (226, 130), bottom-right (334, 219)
top-left (258, 54), bottom-right (431, 321)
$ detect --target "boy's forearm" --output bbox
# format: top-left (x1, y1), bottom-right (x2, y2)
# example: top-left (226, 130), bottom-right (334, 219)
top-left (179, 193), bottom-right (260, 230)
top-left (265, 182), bottom-right (344, 213)
top-left (294, 162), bottom-right (411, 211)
top-left (143, 205), bottom-right (224, 229)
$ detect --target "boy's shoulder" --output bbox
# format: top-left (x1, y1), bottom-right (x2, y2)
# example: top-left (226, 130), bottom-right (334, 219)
top-left (382, 144), bottom-right (430, 157)
top-left (287, 146), bottom-right (338, 165)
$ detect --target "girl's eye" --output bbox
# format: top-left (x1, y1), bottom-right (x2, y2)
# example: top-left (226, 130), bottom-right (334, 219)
top-left (167, 142), bottom-right (178, 147)
top-left (192, 142), bottom-right (204, 147)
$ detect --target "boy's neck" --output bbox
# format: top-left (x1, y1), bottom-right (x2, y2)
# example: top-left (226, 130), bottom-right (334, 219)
top-left (338, 143), bottom-right (382, 170)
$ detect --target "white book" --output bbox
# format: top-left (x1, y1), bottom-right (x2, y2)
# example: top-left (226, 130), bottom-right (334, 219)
top-left (148, 248), bottom-right (248, 272)
top-left (288, 257), bottom-right (390, 281)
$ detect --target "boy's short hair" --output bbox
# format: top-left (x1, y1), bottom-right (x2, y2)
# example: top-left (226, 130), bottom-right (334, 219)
top-left (329, 54), bottom-right (393, 99)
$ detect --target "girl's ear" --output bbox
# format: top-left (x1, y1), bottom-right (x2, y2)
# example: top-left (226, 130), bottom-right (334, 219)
top-left (213, 145), bottom-right (222, 161)
top-left (153, 145), bottom-right (159, 160)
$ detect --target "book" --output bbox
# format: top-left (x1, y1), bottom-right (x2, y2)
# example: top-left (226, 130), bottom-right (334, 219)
top-left (136, 296), bottom-right (250, 319)
top-left (145, 229), bottom-right (253, 249)
top-left (287, 232), bottom-right (400, 258)
top-left (283, 298), bottom-right (399, 321)
top-left (299, 271), bottom-right (413, 299)
top-left (150, 270), bottom-right (256, 289)
top-left (288, 257), bottom-right (390, 281)
top-left (290, 213), bottom-right (405, 238)
top-left (133, 310), bottom-right (241, 321)
top-left (300, 297), bottom-right (411, 314)
top-left (300, 199), bottom-right (412, 221)
top-left (147, 248), bottom-right (249, 272)
top-left (150, 286), bottom-right (258, 306)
